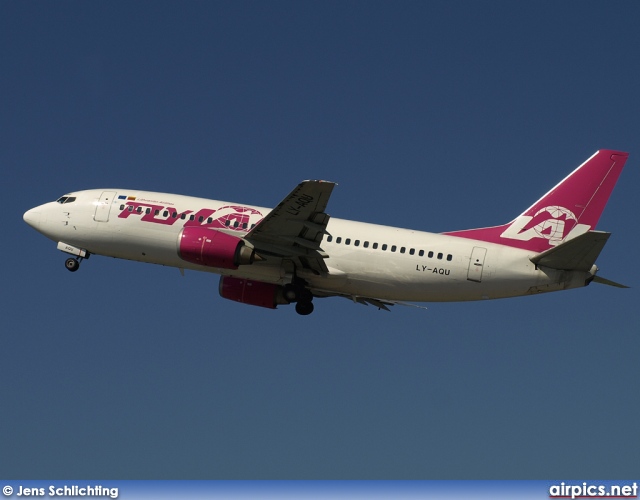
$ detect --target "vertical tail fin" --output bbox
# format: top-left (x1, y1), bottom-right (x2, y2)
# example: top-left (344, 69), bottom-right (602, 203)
top-left (444, 150), bottom-right (629, 253)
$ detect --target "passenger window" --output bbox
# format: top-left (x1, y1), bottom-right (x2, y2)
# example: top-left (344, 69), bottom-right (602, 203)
top-left (172, 212), bottom-right (177, 218)
top-left (327, 235), bottom-right (333, 242)
top-left (409, 248), bottom-right (415, 255)
top-left (120, 204), bottom-right (125, 210)
top-left (225, 220), bottom-right (231, 227)
top-left (363, 241), bottom-right (369, 248)
top-left (345, 238), bottom-right (351, 245)
top-left (419, 250), bottom-right (424, 257)
top-left (400, 247), bottom-right (406, 254)
top-left (190, 215), bottom-right (195, 221)
top-left (208, 218), bottom-right (213, 223)
top-left (128, 206), bottom-right (133, 212)
top-left (391, 245), bottom-right (397, 252)
top-left (373, 243), bottom-right (378, 249)
top-left (137, 207), bottom-right (142, 213)
top-left (233, 221), bottom-right (239, 228)
top-left (336, 237), bottom-right (342, 244)
top-left (198, 216), bottom-right (204, 222)
top-left (382, 244), bottom-right (388, 251)
top-left (354, 240), bottom-right (360, 247)
top-left (447, 254), bottom-right (452, 261)
top-left (437, 252), bottom-right (443, 259)
top-left (242, 223), bottom-right (247, 229)
top-left (155, 210), bottom-right (160, 215)
top-left (428, 251), bottom-right (434, 258)
top-left (181, 213), bottom-right (187, 220)
top-left (146, 208), bottom-right (151, 214)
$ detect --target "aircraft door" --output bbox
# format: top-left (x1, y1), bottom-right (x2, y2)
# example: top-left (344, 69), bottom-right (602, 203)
top-left (94, 191), bottom-right (117, 222)
top-left (467, 246), bottom-right (487, 282)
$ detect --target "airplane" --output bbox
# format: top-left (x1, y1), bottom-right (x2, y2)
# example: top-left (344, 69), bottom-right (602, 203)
top-left (23, 150), bottom-right (629, 315)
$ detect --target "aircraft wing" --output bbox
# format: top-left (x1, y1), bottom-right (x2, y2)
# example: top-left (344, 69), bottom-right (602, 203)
top-left (344, 296), bottom-right (428, 311)
top-left (245, 180), bottom-right (336, 275)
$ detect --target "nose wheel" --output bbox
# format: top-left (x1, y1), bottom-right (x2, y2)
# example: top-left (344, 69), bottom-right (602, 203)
top-left (65, 257), bottom-right (80, 272)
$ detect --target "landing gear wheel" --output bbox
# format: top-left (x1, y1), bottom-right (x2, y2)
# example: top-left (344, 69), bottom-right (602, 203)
top-left (298, 289), bottom-right (313, 303)
top-left (295, 301), bottom-right (314, 316)
top-left (65, 258), bottom-right (80, 272)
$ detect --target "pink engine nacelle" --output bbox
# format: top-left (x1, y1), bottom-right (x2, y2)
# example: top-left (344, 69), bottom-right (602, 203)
top-left (219, 276), bottom-right (290, 309)
top-left (178, 227), bottom-right (258, 269)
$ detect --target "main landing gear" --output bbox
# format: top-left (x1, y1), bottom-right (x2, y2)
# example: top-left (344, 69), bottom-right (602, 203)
top-left (295, 301), bottom-right (314, 316)
top-left (283, 280), bottom-right (315, 316)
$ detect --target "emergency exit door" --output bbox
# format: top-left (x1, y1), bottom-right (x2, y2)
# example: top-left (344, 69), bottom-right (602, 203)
top-left (467, 246), bottom-right (487, 282)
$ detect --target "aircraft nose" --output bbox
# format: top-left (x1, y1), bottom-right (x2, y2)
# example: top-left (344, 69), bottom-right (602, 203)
top-left (23, 207), bottom-right (42, 229)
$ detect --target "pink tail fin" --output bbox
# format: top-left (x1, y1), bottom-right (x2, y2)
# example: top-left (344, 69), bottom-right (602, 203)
top-left (444, 150), bottom-right (629, 253)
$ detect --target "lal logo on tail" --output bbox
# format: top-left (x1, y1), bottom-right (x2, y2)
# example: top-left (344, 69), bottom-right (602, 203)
top-left (500, 205), bottom-right (590, 246)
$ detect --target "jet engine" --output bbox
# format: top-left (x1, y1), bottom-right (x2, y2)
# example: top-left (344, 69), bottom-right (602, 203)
top-left (178, 227), bottom-right (258, 269)
top-left (219, 276), bottom-right (290, 309)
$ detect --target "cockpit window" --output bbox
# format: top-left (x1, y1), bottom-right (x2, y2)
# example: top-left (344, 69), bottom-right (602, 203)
top-left (56, 196), bottom-right (76, 204)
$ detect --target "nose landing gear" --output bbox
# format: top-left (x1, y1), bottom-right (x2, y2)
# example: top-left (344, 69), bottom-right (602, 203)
top-left (58, 242), bottom-right (89, 273)
top-left (65, 257), bottom-right (80, 272)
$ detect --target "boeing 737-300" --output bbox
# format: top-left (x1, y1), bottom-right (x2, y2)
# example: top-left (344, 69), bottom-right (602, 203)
top-left (23, 150), bottom-right (629, 315)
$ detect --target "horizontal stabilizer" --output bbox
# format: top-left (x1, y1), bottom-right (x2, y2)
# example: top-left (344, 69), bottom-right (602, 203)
top-left (530, 230), bottom-right (610, 271)
top-left (592, 276), bottom-right (629, 288)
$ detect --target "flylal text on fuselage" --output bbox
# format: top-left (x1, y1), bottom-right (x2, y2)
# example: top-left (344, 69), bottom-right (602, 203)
top-left (117, 201), bottom-right (264, 230)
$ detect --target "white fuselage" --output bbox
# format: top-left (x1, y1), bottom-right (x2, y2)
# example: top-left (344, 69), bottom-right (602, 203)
top-left (24, 189), bottom-right (590, 303)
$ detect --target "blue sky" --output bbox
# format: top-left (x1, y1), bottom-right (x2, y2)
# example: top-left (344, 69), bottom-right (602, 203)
top-left (2, 1), bottom-right (640, 478)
